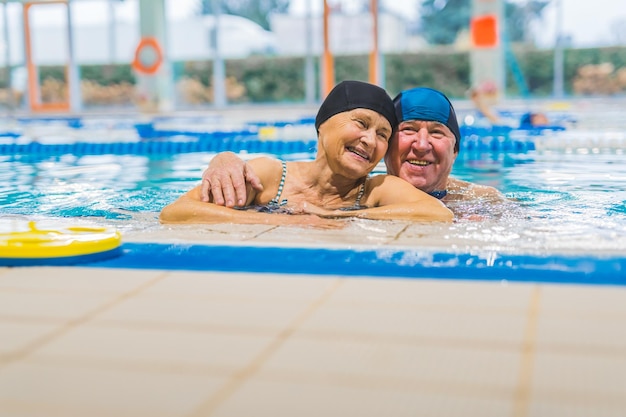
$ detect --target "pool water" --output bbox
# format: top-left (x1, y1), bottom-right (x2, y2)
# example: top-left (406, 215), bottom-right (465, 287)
top-left (454, 150), bottom-right (626, 216)
top-left (2, 145), bottom-right (625, 257)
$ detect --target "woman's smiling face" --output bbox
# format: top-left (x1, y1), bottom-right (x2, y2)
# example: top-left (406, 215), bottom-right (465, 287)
top-left (318, 108), bottom-right (392, 178)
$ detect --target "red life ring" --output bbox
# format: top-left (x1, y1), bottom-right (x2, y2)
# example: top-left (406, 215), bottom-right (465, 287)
top-left (132, 37), bottom-right (163, 75)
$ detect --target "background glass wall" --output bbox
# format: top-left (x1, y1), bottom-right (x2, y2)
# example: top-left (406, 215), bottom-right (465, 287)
top-left (0, 0), bottom-right (624, 112)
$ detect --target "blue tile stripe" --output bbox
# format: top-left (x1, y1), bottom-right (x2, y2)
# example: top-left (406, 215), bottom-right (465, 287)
top-left (79, 243), bottom-right (626, 286)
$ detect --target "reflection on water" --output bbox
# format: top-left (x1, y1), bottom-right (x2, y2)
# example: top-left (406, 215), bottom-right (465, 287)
top-left (1, 149), bottom-right (625, 255)
top-left (443, 150), bottom-right (626, 255)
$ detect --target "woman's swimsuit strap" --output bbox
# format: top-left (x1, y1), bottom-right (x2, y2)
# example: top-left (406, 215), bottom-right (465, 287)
top-left (269, 160), bottom-right (287, 206)
top-left (338, 178), bottom-right (367, 211)
top-left (236, 160), bottom-right (289, 214)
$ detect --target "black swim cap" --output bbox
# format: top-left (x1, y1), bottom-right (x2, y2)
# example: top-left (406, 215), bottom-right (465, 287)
top-left (315, 80), bottom-right (397, 133)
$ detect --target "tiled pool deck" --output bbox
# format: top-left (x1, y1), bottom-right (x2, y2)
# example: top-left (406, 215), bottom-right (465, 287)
top-left (1, 222), bottom-right (625, 417)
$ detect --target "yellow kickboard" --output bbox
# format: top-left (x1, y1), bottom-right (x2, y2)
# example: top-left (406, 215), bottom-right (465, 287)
top-left (1, 221), bottom-right (122, 261)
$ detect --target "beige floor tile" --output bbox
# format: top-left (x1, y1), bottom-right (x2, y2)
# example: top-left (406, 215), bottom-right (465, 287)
top-left (0, 320), bottom-right (64, 357)
top-left (325, 277), bottom-right (533, 312)
top-left (0, 263), bottom-right (623, 417)
top-left (31, 325), bottom-right (274, 372)
top-left (0, 291), bottom-right (114, 321)
top-left (0, 267), bottom-right (161, 294)
top-left (532, 352), bottom-right (626, 399)
top-left (540, 284), bottom-right (626, 316)
top-left (296, 304), bottom-right (528, 346)
top-left (256, 229), bottom-right (378, 246)
top-left (0, 361), bottom-right (224, 417)
top-left (127, 223), bottom-right (276, 243)
top-left (142, 271), bottom-right (337, 302)
top-left (258, 221), bottom-right (408, 246)
top-left (393, 221), bottom-right (500, 249)
top-left (529, 401), bottom-right (626, 417)
top-left (92, 294), bottom-right (315, 334)
top-left (537, 315), bottom-right (626, 352)
top-left (256, 336), bottom-right (521, 390)
top-left (210, 379), bottom-right (513, 417)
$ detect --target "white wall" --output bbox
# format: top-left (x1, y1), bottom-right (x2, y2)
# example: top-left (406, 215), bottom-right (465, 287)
top-left (269, 12), bottom-right (409, 56)
top-left (0, 3), bottom-right (407, 67)
top-left (0, 8), bottom-right (277, 66)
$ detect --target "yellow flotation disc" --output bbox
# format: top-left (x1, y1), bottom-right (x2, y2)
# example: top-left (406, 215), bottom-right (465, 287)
top-left (0, 221), bottom-right (122, 266)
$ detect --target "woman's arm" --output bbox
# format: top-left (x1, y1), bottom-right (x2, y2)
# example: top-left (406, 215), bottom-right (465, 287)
top-left (162, 157), bottom-right (272, 224)
top-left (299, 176), bottom-right (454, 223)
top-left (159, 185), bottom-right (343, 228)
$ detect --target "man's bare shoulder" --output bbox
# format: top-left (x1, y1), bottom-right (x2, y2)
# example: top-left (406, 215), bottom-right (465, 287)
top-left (446, 177), bottom-right (506, 201)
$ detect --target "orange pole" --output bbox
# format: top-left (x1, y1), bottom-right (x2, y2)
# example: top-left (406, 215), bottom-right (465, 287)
top-left (23, 3), bottom-right (38, 109)
top-left (23, 1), bottom-right (70, 112)
top-left (322, 0), bottom-right (334, 97)
top-left (368, 0), bottom-right (379, 85)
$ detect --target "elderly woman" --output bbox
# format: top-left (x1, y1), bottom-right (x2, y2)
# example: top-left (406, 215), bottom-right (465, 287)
top-left (159, 80), bottom-right (453, 226)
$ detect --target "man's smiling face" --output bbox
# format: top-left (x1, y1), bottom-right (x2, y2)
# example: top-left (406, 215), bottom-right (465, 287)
top-left (384, 120), bottom-right (457, 193)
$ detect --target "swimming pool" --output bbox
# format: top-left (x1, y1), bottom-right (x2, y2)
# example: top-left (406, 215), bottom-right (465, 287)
top-left (1, 109), bottom-right (625, 284)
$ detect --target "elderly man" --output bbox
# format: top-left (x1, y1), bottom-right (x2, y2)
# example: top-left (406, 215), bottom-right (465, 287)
top-left (387, 87), bottom-right (504, 203)
top-left (200, 87), bottom-right (505, 213)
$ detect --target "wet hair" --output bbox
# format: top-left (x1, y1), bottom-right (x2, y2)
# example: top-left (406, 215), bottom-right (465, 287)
top-left (393, 87), bottom-right (462, 153)
top-left (315, 80), bottom-right (397, 134)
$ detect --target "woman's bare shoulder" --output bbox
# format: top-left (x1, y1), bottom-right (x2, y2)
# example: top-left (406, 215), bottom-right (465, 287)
top-left (368, 174), bottom-right (413, 187)
top-left (365, 174), bottom-right (430, 204)
top-left (246, 157), bottom-right (286, 204)
top-left (247, 157), bottom-right (282, 177)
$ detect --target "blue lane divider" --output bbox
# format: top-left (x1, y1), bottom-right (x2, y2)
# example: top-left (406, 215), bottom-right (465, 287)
top-left (15, 116), bottom-right (84, 128)
top-left (461, 134), bottom-right (537, 152)
top-left (458, 124), bottom-right (568, 152)
top-left (460, 125), bottom-right (566, 136)
top-left (84, 242), bottom-right (626, 286)
top-left (0, 138), bottom-right (319, 156)
top-left (245, 116), bottom-right (316, 128)
top-left (0, 120), bottom-right (569, 156)
top-left (134, 123), bottom-right (259, 140)
top-left (0, 136), bottom-right (545, 156)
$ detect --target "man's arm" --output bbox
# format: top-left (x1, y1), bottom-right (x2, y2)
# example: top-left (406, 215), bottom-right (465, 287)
top-left (446, 178), bottom-right (508, 202)
top-left (200, 152), bottom-right (263, 207)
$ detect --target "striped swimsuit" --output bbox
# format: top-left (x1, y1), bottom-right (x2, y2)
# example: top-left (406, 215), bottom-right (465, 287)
top-left (252, 161), bottom-right (367, 213)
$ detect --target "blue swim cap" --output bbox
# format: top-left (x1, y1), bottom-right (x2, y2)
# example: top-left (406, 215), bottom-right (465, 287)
top-left (393, 87), bottom-right (461, 153)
